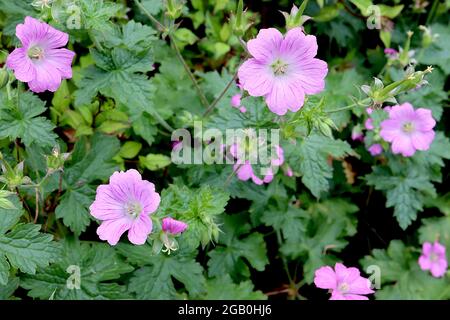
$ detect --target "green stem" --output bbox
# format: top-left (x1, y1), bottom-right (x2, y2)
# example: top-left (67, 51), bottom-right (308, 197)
top-left (426, 0), bottom-right (439, 25)
top-left (88, 30), bottom-right (103, 51)
top-left (149, 109), bottom-right (175, 132)
top-left (171, 40), bottom-right (210, 109)
top-left (134, 0), bottom-right (210, 110)
top-left (134, 0), bottom-right (166, 32)
top-left (276, 229), bottom-right (294, 286)
top-left (203, 70), bottom-right (238, 117)
top-left (326, 98), bottom-right (371, 113)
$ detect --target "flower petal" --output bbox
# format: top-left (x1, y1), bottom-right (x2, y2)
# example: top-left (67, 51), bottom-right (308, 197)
top-left (90, 185), bottom-right (127, 220)
top-left (5, 48), bottom-right (36, 82)
top-left (238, 59), bottom-right (273, 97)
top-left (97, 218), bottom-right (132, 246)
top-left (27, 61), bottom-right (62, 93)
top-left (247, 28), bottom-right (283, 62)
top-left (281, 28), bottom-right (318, 61)
top-left (128, 214), bottom-right (153, 245)
top-left (314, 266), bottom-right (337, 290)
top-left (45, 48), bottom-right (75, 79)
top-left (291, 58), bottom-right (327, 95)
top-left (16, 16), bottom-right (48, 48)
top-left (411, 130), bottom-right (434, 151)
top-left (265, 79), bottom-right (305, 115)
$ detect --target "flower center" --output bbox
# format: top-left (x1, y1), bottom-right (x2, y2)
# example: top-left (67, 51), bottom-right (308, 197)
top-left (430, 252), bottom-right (438, 262)
top-left (28, 46), bottom-right (45, 60)
top-left (402, 122), bottom-right (415, 133)
top-left (124, 201), bottom-right (142, 219)
top-left (338, 282), bottom-right (349, 293)
top-left (271, 59), bottom-right (289, 76)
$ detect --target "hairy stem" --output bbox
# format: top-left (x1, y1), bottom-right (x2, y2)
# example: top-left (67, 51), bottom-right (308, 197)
top-left (134, 0), bottom-right (210, 110)
top-left (203, 70), bottom-right (238, 117)
top-left (171, 40), bottom-right (210, 109)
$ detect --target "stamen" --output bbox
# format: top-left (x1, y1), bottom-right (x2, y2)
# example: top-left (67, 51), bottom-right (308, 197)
top-left (271, 59), bottom-right (289, 76)
top-left (28, 46), bottom-right (45, 60)
top-left (124, 202), bottom-right (142, 218)
top-left (402, 122), bottom-right (415, 133)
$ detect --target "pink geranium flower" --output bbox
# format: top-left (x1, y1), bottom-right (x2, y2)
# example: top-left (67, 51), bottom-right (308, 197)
top-left (231, 94), bottom-right (241, 108)
top-left (368, 144), bottom-right (383, 156)
top-left (380, 102), bottom-right (435, 157)
top-left (162, 217), bottom-right (188, 235)
top-left (418, 241), bottom-right (448, 278)
top-left (6, 16), bottom-right (75, 93)
top-left (238, 27), bottom-right (328, 115)
top-left (89, 169), bottom-right (161, 246)
top-left (314, 263), bottom-right (375, 300)
top-left (365, 118), bottom-right (374, 130)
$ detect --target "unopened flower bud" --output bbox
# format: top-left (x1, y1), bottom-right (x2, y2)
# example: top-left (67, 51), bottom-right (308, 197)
top-left (0, 68), bottom-right (9, 89)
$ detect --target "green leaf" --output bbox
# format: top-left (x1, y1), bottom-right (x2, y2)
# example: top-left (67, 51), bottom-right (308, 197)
top-left (280, 198), bottom-right (358, 283)
top-left (75, 21), bottom-right (159, 121)
top-left (0, 91), bottom-right (57, 147)
top-left (287, 134), bottom-right (356, 198)
top-left (55, 186), bottom-right (95, 235)
top-left (74, 67), bottom-right (155, 120)
top-left (174, 28), bottom-right (199, 45)
top-left (117, 244), bottom-right (206, 299)
top-left (139, 154), bottom-right (171, 171)
top-left (0, 276), bottom-right (19, 299)
top-left (21, 239), bottom-right (133, 300)
top-left (0, 196), bottom-right (60, 286)
top-left (366, 168), bottom-right (437, 229)
top-left (378, 5), bottom-right (404, 19)
top-left (140, 0), bottom-right (164, 15)
top-left (119, 141), bottom-right (142, 159)
top-left (262, 205), bottom-right (307, 243)
top-left (207, 214), bottom-right (268, 280)
top-left (417, 24), bottom-right (450, 74)
top-left (132, 113), bottom-right (158, 146)
top-left (78, 0), bottom-right (123, 30)
top-left (55, 134), bottom-right (120, 234)
top-left (202, 275), bottom-right (267, 300)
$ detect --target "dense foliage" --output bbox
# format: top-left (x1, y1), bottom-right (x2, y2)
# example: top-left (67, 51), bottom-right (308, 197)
top-left (0, 0), bottom-right (449, 300)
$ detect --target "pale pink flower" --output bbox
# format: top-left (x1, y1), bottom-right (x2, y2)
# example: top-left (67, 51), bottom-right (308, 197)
top-left (351, 126), bottom-right (364, 141)
top-left (418, 241), bottom-right (448, 278)
top-left (239, 106), bottom-right (247, 113)
top-left (6, 16), bottom-right (75, 93)
top-left (368, 144), bottom-right (383, 156)
top-left (380, 102), bottom-right (435, 157)
top-left (365, 118), bottom-right (374, 130)
top-left (231, 94), bottom-right (241, 108)
top-left (90, 169), bottom-right (160, 246)
top-left (238, 28), bottom-right (328, 115)
top-left (162, 217), bottom-right (188, 235)
top-left (384, 48), bottom-right (399, 58)
top-left (314, 263), bottom-right (374, 300)
top-left (284, 166), bottom-right (293, 177)
top-left (172, 140), bottom-right (182, 152)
